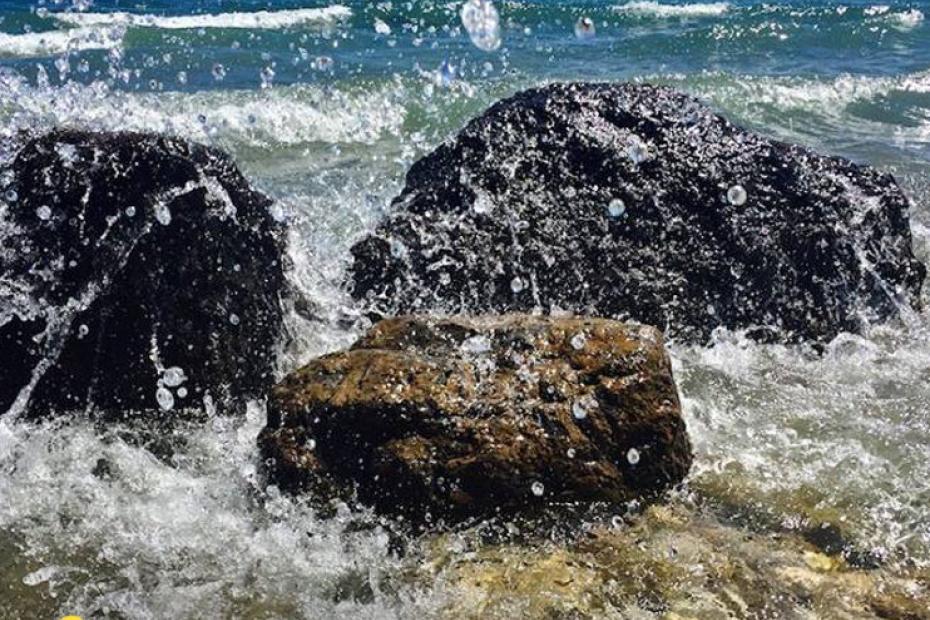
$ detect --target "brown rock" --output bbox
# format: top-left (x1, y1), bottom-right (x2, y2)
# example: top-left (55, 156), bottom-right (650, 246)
top-left (260, 314), bottom-right (692, 524)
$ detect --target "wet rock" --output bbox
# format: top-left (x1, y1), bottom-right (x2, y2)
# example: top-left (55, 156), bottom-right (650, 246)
top-left (349, 82), bottom-right (926, 344)
top-left (0, 129), bottom-right (286, 418)
top-left (260, 314), bottom-right (692, 525)
top-left (418, 503), bottom-right (930, 619)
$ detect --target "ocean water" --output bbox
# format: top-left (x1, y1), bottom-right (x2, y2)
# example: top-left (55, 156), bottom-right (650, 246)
top-left (1, 0), bottom-right (929, 617)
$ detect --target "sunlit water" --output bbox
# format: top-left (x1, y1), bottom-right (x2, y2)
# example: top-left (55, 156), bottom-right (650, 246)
top-left (1, 0), bottom-right (929, 616)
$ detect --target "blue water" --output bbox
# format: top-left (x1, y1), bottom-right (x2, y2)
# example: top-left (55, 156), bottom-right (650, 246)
top-left (2, 1), bottom-right (930, 617)
top-left (2, 1), bottom-right (928, 175)
top-left (2, 1), bottom-right (928, 80)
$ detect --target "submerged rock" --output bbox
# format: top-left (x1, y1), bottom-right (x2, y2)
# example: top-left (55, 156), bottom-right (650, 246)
top-left (419, 502), bottom-right (930, 619)
top-left (349, 82), bottom-right (926, 344)
top-left (0, 129), bottom-right (286, 418)
top-left (260, 314), bottom-right (692, 525)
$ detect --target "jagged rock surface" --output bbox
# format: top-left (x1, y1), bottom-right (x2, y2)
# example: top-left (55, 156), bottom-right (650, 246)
top-left (0, 129), bottom-right (287, 418)
top-left (260, 314), bottom-right (692, 524)
top-left (350, 82), bottom-right (925, 344)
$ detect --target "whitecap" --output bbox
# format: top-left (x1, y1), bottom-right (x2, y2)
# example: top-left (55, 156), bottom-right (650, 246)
top-left (0, 26), bottom-right (123, 58)
top-left (0, 74), bottom-right (406, 149)
top-left (50, 5), bottom-right (352, 30)
top-left (614, 1), bottom-right (730, 18)
top-left (885, 8), bottom-right (924, 30)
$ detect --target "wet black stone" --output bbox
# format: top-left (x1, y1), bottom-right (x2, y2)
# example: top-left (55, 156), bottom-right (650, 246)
top-left (0, 129), bottom-right (287, 418)
top-left (349, 82), bottom-right (925, 344)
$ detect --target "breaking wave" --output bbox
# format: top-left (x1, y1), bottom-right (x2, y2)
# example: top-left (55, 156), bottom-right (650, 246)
top-left (614, 1), bottom-right (731, 18)
top-left (49, 5), bottom-right (352, 30)
top-left (0, 73), bottom-right (408, 151)
top-left (0, 26), bottom-right (124, 58)
top-left (885, 7), bottom-right (925, 29)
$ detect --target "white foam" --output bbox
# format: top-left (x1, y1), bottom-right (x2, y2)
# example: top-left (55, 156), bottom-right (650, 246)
top-left (0, 74), bottom-right (406, 149)
top-left (614, 1), bottom-right (731, 18)
top-left (50, 5), bottom-right (352, 30)
top-left (886, 8), bottom-right (924, 30)
top-left (668, 70), bottom-right (930, 122)
top-left (0, 26), bottom-right (123, 58)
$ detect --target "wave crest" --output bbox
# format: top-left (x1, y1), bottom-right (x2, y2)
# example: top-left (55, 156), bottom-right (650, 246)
top-left (0, 26), bottom-right (123, 58)
top-left (50, 5), bottom-right (352, 30)
top-left (614, 1), bottom-right (731, 18)
top-left (0, 74), bottom-right (406, 150)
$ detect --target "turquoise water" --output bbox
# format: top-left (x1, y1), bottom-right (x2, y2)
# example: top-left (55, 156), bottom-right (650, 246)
top-left (1, 1), bottom-right (930, 617)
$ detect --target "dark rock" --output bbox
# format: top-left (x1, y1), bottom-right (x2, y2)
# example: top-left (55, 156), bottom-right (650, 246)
top-left (349, 82), bottom-right (926, 344)
top-left (0, 129), bottom-right (286, 418)
top-left (260, 314), bottom-right (692, 525)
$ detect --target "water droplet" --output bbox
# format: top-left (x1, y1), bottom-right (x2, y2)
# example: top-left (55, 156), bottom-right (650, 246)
top-left (510, 276), bottom-right (526, 294)
top-left (156, 387), bottom-right (174, 411)
top-left (437, 59), bottom-right (456, 87)
top-left (473, 192), bottom-right (493, 214)
top-left (574, 16), bottom-right (596, 39)
top-left (626, 137), bottom-right (650, 164)
top-left (154, 203), bottom-right (171, 226)
top-left (229, 313), bottom-right (240, 326)
top-left (627, 447), bottom-right (641, 465)
top-left (570, 333), bottom-right (587, 350)
top-left (177, 387), bottom-right (188, 399)
top-left (305, 438), bottom-right (317, 451)
top-left (389, 238), bottom-right (408, 259)
top-left (125, 205), bottom-right (136, 217)
top-left (313, 56), bottom-right (334, 71)
top-left (211, 63), bottom-right (226, 81)
top-left (461, 0), bottom-right (502, 52)
top-left (461, 334), bottom-right (492, 354)
top-left (54, 56), bottom-right (70, 77)
top-left (203, 393), bottom-right (216, 416)
top-left (727, 184), bottom-right (747, 206)
top-left (611, 515), bottom-right (624, 528)
top-left (4, 189), bottom-right (17, 203)
top-left (162, 366), bottom-right (186, 387)
top-left (374, 18), bottom-right (391, 35)
top-left (607, 198), bottom-right (626, 218)
top-left (55, 143), bottom-right (78, 166)
top-left (77, 324), bottom-right (89, 338)
top-left (260, 66), bottom-right (275, 90)
top-left (35, 205), bottom-right (51, 221)
top-left (176, 71), bottom-right (188, 85)
top-left (567, 447), bottom-right (576, 459)
top-left (531, 481), bottom-right (545, 496)
top-left (572, 396), bottom-right (596, 420)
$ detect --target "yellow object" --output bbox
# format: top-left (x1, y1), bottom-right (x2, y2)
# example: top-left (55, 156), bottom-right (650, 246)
top-left (61, 616), bottom-right (82, 620)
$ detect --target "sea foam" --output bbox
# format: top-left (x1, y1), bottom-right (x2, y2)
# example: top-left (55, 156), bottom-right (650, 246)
top-left (50, 5), bottom-right (352, 30)
top-left (614, 1), bottom-right (731, 18)
top-left (886, 8), bottom-right (925, 30)
top-left (0, 26), bottom-right (123, 58)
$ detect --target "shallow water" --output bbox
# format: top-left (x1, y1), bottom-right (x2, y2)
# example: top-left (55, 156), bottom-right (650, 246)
top-left (1, 0), bottom-right (929, 616)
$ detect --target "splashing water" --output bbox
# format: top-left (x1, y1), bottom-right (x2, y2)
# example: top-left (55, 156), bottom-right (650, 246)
top-left (574, 17), bottom-right (596, 40)
top-left (727, 184), bottom-right (747, 206)
top-left (1, 0), bottom-right (930, 615)
top-left (460, 0), bottom-right (502, 52)
top-left (607, 198), bottom-right (626, 218)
